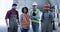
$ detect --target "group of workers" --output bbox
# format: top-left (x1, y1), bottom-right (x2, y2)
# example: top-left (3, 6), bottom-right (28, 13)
top-left (5, 2), bottom-right (55, 32)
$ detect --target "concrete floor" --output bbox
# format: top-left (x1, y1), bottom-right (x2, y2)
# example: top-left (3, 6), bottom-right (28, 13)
top-left (0, 20), bottom-right (60, 32)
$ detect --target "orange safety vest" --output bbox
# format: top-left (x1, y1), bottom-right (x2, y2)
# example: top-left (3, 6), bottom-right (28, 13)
top-left (22, 14), bottom-right (30, 29)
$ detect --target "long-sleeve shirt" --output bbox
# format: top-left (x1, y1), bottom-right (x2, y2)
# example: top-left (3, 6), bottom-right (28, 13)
top-left (30, 9), bottom-right (41, 23)
top-left (5, 9), bottom-right (19, 19)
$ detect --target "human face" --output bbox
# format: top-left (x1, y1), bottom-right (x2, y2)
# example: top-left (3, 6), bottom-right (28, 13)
top-left (23, 8), bottom-right (27, 14)
top-left (33, 5), bottom-right (37, 10)
top-left (12, 6), bottom-right (16, 9)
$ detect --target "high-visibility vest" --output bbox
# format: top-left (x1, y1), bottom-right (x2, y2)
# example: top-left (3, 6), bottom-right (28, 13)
top-left (31, 9), bottom-right (40, 23)
top-left (22, 14), bottom-right (30, 29)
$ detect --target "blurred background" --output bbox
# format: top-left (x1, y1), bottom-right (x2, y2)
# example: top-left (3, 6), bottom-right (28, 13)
top-left (0, 0), bottom-right (60, 32)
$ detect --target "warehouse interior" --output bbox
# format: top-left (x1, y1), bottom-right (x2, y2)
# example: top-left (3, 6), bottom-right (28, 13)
top-left (0, 0), bottom-right (60, 32)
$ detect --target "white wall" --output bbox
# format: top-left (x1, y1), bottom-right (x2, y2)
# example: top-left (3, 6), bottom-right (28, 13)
top-left (0, 0), bottom-right (13, 32)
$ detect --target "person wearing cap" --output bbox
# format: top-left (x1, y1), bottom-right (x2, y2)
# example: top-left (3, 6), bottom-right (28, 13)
top-left (30, 2), bottom-right (41, 32)
top-left (41, 3), bottom-right (53, 32)
top-left (5, 4), bottom-right (19, 32)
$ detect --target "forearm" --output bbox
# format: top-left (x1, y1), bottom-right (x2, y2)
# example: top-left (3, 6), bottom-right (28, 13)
top-left (5, 19), bottom-right (8, 25)
top-left (31, 16), bottom-right (36, 19)
top-left (17, 11), bottom-right (19, 22)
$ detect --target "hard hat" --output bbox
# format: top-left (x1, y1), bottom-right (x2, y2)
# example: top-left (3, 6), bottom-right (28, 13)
top-left (44, 3), bottom-right (50, 8)
top-left (32, 2), bottom-right (37, 5)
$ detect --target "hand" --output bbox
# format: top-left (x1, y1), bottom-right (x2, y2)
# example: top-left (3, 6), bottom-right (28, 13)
top-left (52, 23), bottom-right (53, 25)
top-left (6, 23), bottom-right (10, 27)
top-left (51, 23), bottom-right (53, 27)
top-left (16, 19), bottom-right (20, 24)
top-left (41, 20), bottom-right (43, 22)
top-left (5, 19), bottom-right (9, 27)
top-left (6, 23), bottom-right (8, 26)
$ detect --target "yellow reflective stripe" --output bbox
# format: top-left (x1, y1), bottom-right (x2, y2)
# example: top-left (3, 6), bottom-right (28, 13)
top-left (31, 20), bottom-right (39, 23)
top-left (32, 18), bottom-right (39, 20)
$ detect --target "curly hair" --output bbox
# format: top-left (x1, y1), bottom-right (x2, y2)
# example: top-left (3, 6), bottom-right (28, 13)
top-left (22, 7), bottom-right (28, 14)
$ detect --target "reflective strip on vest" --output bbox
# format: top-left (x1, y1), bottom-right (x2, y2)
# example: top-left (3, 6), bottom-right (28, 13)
top-left (31, 9), bottom-right (40, 23)
top-left (31, 18), bottom-right (39, 23)
top-left (22, 14), bottom-right (30, 29)
top-left (31, 19), bottom-right (39, 23)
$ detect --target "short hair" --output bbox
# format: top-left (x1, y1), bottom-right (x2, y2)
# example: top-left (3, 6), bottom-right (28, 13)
top-left (12, 4), bottom-right (17, 6)
top-left (22, 7), bottom-right (28, 14)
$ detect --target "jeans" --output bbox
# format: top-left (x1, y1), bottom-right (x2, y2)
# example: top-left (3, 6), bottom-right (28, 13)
top-left (21, 28), bottom-right (29, 32)
top-left (32, 22), bottom-right (39, 32)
